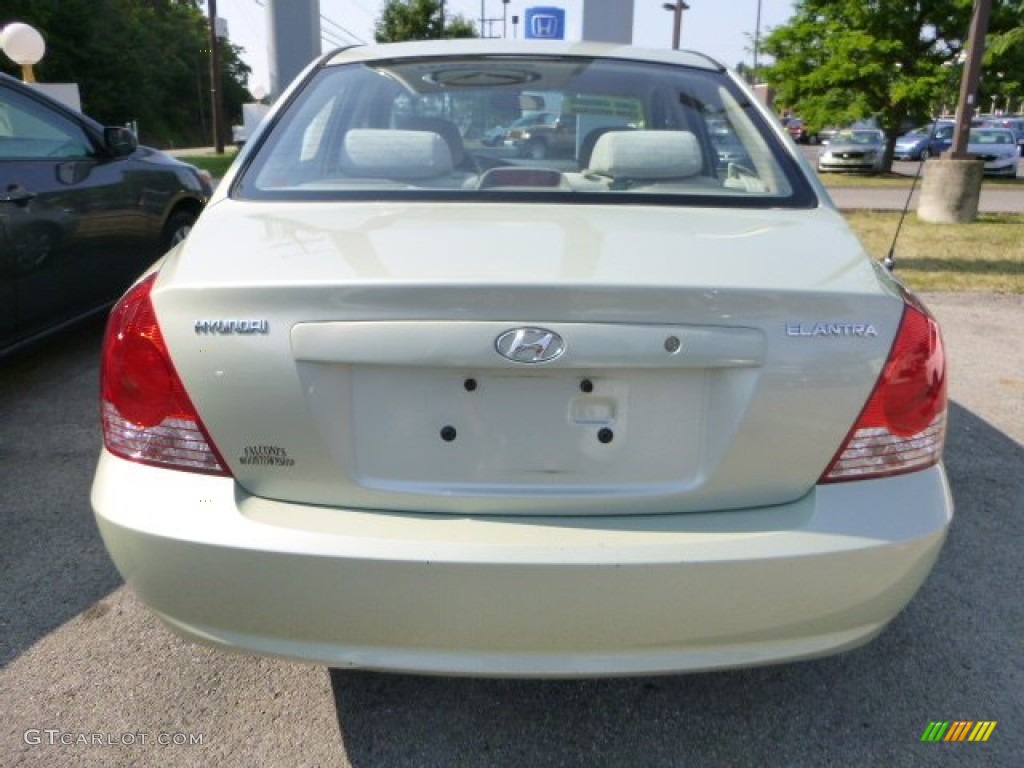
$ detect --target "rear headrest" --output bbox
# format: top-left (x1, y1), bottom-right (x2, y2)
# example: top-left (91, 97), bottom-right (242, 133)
top-left (340, 129), bottom-right (453, 179)
top-left (578, 126), bottom-right (633, 169)
top-left (397, 117), bottom-right (465, 166)
top-left (588, 130), bottom-right (702, 179)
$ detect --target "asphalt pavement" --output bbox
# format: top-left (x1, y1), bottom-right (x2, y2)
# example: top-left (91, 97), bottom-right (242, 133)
top-left (1, 292), bottom-right (1021, 767)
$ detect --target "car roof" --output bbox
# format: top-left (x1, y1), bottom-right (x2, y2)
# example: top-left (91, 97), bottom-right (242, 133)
top-left (324, 39), bottom-right (724, 72)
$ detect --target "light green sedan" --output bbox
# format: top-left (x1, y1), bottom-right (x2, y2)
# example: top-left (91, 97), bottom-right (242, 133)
top-left (92, 40), bottom-right (951, 678)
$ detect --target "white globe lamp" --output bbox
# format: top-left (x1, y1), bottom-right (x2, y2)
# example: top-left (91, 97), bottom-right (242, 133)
top-left (1, 22), bottom-right (46, 82)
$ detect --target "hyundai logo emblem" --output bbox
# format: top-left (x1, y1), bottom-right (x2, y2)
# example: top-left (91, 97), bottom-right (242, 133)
top-left (495, 327), bottom-right (565, 363)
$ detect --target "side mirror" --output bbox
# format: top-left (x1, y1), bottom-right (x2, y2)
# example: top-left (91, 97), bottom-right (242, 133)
top-left (104, 126), bottom-right (137, 157)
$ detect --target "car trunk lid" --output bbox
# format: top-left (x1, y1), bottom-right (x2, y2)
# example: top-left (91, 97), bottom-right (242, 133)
top-left (154, 200), bottom-right (901, 516)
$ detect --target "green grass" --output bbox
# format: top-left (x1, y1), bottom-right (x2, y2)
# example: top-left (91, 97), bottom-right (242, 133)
top-left (178, 152), bottom-right (237, 178)
top-left (843, 211), bottom-right (1024, 293)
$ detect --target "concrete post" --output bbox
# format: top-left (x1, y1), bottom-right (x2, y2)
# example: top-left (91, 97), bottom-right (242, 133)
top-left (917, 158), bottom-right (985, 223)
top-left (581, 0), bottom-right (634, 44)
top-left (267, 0), bottom-right (321, 99)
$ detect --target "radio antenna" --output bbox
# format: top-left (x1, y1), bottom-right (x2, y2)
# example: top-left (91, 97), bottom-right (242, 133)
top-left (884, 117), bottom-right (942, 271)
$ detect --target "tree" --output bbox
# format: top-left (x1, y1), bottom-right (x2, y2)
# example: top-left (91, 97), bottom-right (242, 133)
top-left (760, 0), bottom-right (1022, 171)
top-left (985, 1), bottom-right (1024, 113)
top-left (988, 0), bottom-right (1024, 54)
top-left (375, 0), bottom-right (477, 43)
top-left (1, 0), bottom-right (251, 147)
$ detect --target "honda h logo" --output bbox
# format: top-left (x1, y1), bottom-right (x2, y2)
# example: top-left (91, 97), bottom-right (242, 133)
top-left (495, 327), bottom-right (565, 363)
top-left (524, 7), bottom-right (565, 40)
top-left (530, 14), bottom-right (558, 38)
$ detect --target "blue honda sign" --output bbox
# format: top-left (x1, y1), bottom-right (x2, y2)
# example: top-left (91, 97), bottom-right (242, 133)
top-left (524, 7), bottom-right (566, 40)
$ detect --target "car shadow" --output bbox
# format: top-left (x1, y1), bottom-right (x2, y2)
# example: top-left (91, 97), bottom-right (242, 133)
top-left (328, 400), bottom-right (1023, 766)
top-left (0, 316), bottom-right (124, 667)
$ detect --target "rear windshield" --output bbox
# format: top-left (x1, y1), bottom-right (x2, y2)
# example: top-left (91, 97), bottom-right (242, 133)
top-left (235, 54), bottom-right (816, 208)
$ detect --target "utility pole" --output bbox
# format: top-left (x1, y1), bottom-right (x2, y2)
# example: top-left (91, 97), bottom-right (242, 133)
top-left (476, 0), bottom-right (503, 39)
top-left (918, 0), bottom-right (992, 222)
top-left (207, 0), bottom-right (226, 154)
top-left (752, 0), bottom-right (762, 82)
top-left (948, 0), bottom-right (992, 159)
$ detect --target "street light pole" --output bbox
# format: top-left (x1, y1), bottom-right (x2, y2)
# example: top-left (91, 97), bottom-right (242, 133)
top-left (661, 1), bottom-right (689, 51)
top-left (0, 23), bottom-right (46, 82)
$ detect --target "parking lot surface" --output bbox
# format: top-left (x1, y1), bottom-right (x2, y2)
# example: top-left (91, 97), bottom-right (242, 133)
top-left (2, 293), bottom-right (1022, 767)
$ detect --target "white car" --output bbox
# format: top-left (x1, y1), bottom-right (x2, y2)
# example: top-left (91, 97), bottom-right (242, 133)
top-left (967, 127), bottom-right (1019, 177)
top-left (92, 40), bottom-right (952, 678)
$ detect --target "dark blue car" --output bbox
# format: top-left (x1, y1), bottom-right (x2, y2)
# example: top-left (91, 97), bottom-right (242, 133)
top-left (892, 122), bottom-right (954, 161)
top-left (1, 72), bottom-right (211, 356)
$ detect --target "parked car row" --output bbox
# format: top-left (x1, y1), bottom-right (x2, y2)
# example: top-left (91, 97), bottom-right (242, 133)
top-left (1, 72), bottom-right (212, 356)
top-left (893, 118), bottom-right (1020, 175)
top-left (810, 115), bottom-right (1020, 176)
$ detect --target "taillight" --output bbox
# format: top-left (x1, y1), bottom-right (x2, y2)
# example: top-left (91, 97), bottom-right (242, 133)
top-left (821, 302), bottom-right (946, 483)
top-left (101, 274), bottom-right (229, 475)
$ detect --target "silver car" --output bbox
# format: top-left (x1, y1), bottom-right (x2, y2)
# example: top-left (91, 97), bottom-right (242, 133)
top-left (818, 129), bottom-right (887, 172)
top-left (92, 40), bottom-right (951, 678)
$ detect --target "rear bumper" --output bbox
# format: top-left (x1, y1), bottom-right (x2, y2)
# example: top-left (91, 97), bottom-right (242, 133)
top-left (92, 451), bottom-right (952, 677)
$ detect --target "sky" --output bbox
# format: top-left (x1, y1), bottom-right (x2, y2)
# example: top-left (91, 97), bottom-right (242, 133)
top-left (209, 0), bottom-right (794, 96)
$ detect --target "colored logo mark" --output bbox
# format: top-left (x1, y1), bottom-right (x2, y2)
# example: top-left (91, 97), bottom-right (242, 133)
top-left (921, 721), bottom-right (997, 742)
top-left (524, 7), bottom-right (565, 40)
